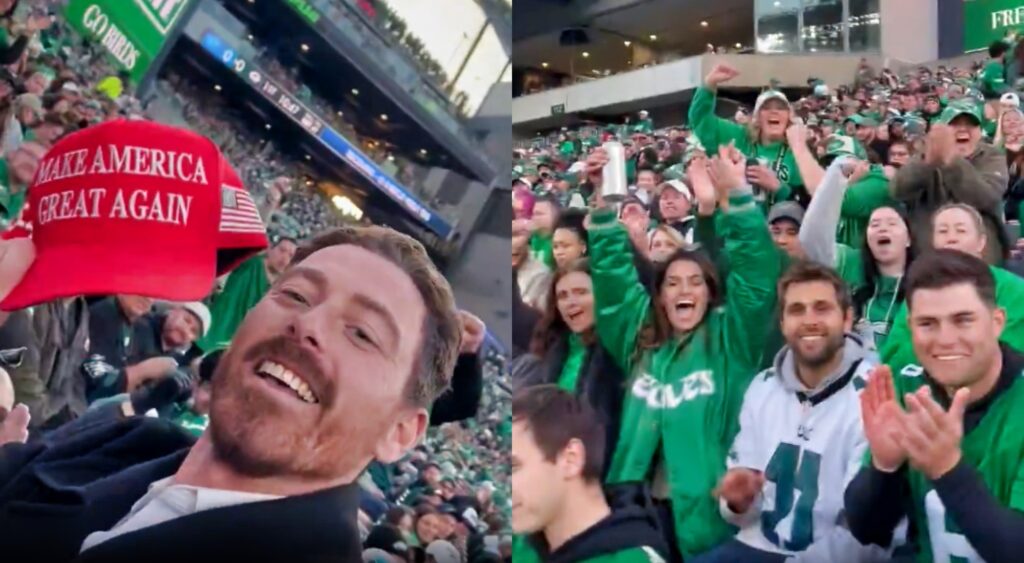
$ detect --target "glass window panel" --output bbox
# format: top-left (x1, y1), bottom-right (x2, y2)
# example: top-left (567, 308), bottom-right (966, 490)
top-left (849, 0), bottom-right (881, 52)
top-left (802, 0), bottom-right (844, 53)
top-left (756, 0), bottom-right (800, 53)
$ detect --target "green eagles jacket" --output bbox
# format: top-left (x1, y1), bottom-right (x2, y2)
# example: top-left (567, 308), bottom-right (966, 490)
top-left (588, 193), bottom-right (781, 558)
top-left (688, 86), bottom-right (802, 209)
top-left (881, 265), bottom-right (1024, 371)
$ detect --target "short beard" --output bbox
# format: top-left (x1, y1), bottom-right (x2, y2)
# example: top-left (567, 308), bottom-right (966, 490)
top-left (208, 346), bottom-right (294, 477)
top-left (792, 332), bottom-right (845, 369)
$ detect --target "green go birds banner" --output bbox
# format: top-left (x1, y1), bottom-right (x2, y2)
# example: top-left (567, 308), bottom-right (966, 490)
top-left (64, 0), bottom-right (195, 82)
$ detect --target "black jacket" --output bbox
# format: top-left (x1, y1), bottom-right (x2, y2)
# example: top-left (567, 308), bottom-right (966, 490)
top-left (87, 297), bottom-right (139, 369)
top-left (0, 413), bottom-right (363, 562)
top-left (430, 352), bottom-right (484, 426)
top-left (528, 505), bottom-right (668, 563)
top-left (521, 335), bottom-right (627, 480)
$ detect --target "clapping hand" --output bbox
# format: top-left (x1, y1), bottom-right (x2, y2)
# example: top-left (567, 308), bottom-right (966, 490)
top-left (897, 386), bottom-right (969, 480)
top-left (860, 365), bottom-right (907, 472)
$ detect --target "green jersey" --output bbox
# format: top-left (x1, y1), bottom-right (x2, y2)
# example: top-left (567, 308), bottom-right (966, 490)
top-left (980, 60), bottom-right (1008, 98)
top-left (197, 255), bottom-right (270, 352)
top-left (557, 333), bottom-right (586, 391)
top-left (888, 362), bottom-right (1024, 562)
top-left (530, 232), bottom-right (556, 270)
top-left (688, 87), bottom-right (800, 210)
top-left (589, 194), bottom-right (781, 558)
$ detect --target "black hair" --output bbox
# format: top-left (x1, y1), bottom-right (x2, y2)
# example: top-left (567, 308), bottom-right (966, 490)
top-left (854, 205), bottom-right (915, 315)
top-left (906, 249), bottom-right (996, 309)
top-left (990, 40), bottom-right (1010, 59)
top-left (553, 209), bottom-right (587, 246)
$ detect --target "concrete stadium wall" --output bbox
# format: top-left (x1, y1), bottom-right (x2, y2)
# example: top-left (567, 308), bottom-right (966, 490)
top-left (512, 53), bottom-right (884, 127)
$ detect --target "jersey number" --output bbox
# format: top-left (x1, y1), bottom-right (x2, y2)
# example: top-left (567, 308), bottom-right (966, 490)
top-left (761, 443), bottom-right (821, 551)
top-left (925, 490), bottom-right (982, 563)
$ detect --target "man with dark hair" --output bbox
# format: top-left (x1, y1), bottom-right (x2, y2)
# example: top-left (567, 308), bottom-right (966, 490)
top-left (703, 261), bottom-right (886, 562)
top-left (846, 249), bottom-right (1024, 562)
top-left (511, 385), bottom-right (666, 563)
top-left (0, 225), bottom-right (463, 562)
top-left (981, 40), bottom-right (1010, 100)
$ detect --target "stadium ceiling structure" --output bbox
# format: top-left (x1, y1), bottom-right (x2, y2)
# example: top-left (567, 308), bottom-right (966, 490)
top-left (513, 0), bottom-right (754, 76)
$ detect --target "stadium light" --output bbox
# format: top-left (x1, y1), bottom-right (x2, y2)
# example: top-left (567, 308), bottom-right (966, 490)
top-left (649, 35), bottom-right (657, 41)
top-left (301, 44), bottom-right (310, 52)
top-left (700, 21), bottom-right (708, 27)
top-left (214, 84), bottom-right (221, 91)
top-left (351, 88), bottom-right (359, 95)
top-left (419, 149), bottom-right (428, 156)
top-left (624, 40), bottom-right (631, 47)
top-left (332, 195), bottom-right (364, 220)
top-left (380, 114), bottom-right (388, 121)
top-left (265, 124), bottom-right (271, 130)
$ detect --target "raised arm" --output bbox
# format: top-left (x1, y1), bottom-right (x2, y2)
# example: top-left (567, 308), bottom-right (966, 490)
top-left (800, 158), bottom-right (852, 268)
top-left (688, 63), bottom-right (748, 153)
top-left (587, 207), bottom-right (651, 374)
top-left (710, 151), bottom-right (782, 373)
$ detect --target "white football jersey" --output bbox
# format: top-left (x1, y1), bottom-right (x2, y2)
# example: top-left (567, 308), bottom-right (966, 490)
top-left (723, 356), bottom-right (889, 563)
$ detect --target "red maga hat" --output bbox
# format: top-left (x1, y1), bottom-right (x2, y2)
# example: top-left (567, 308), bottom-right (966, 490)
top-left (0, 119), bottom-right (268, 310)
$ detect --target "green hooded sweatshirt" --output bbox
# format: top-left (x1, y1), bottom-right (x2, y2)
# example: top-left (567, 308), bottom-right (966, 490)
top-left (588, 192), bottom-right (781, 558)
top-left (881, 266), bottom-right (1024, 371)
top-left (688, 87), bottom-right (801, 210)
top-left (835, 165), bottom-right (894, 249)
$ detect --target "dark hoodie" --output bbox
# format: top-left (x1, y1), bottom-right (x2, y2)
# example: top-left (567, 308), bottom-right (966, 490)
top-left (530, 506), bottom-right (669, 563)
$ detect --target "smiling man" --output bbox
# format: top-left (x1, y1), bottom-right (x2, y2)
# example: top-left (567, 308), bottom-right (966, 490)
top-left (846, 250), bottom-right (1024, 562)
top-left (890, 100), bottom-right (1009, 265)
top-left (701, 261), bottom-right (886, 563)
top-left (0, 226), bottom-right (462, 562)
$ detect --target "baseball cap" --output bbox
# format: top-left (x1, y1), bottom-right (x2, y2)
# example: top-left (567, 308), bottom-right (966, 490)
top-left (15, 94), bottom-right (43, 117)
top-left (657, 179), bottom-right (694, 202)
top-left (177, 301), bottom-right (212, 337)
top-left (1002, 92), bottom-right (1021, 108)
top-left (61, 82), bottom-right (81, 94)
top-left (768, 201), bottom-right (805, 226)
top-left (824, 134), bottom-right (868, 160)
top-left (426, 540), bottom-right (460, 563)
top-left (0, 120), bottom-right (268, 311)
top-left (938, 100), bottom-right (983, 126)
top-left (754, 89), bottom-right (791, 114)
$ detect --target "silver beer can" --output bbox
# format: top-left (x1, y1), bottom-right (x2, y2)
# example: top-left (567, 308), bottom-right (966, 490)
top-left (601, 140), bottom-right (628, 202)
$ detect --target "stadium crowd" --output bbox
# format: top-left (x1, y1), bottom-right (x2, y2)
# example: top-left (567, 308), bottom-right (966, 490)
top-left (511, 32), bottom-right (1024, 563)
top-left (0, 1), bottom-right (510, 562)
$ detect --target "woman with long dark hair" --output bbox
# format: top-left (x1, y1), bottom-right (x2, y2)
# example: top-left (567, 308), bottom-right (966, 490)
top-left (800, 157), bottom-right (914, 350)
top-left (587, 148), bottom-right (781, 560)
top-left (522, 259), bottom-right (626, 477)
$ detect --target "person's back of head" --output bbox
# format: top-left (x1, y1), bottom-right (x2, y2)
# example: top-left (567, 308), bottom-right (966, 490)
top-left (991, 40), bottom-right (1010, 60)
top-left (510, 385), bottom-right (605, 537)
